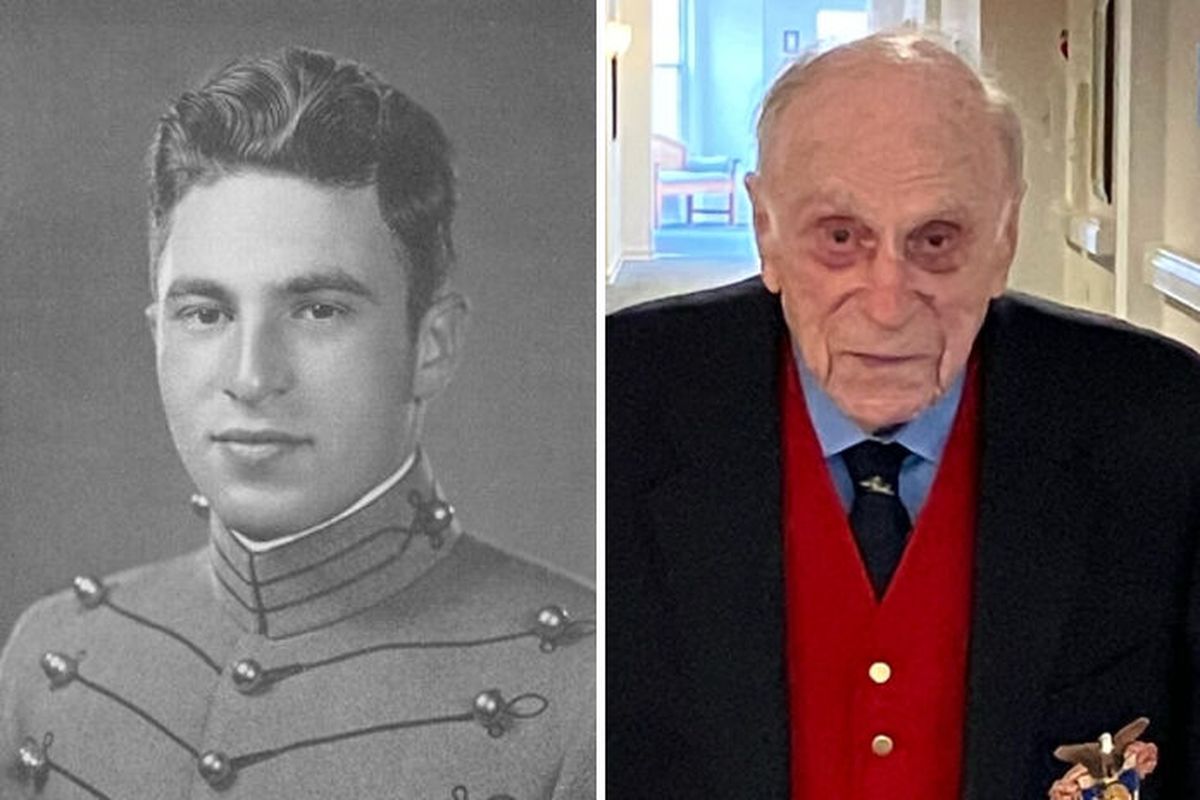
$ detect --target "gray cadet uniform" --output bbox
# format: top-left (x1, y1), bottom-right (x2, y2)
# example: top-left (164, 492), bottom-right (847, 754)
top-left (0, 452), bottom-right (595, 799)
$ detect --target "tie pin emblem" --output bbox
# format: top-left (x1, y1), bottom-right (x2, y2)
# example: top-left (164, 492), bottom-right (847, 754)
top-left (859, 476), bottom-right (895, 496)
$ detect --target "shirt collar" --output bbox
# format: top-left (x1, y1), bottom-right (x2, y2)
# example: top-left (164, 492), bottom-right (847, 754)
top-left (206, 448), bottom-right (462, 639)
top-left (228, 450), bottom-right (418, 553)
top-left (795, 350), bottom-right (966, 463)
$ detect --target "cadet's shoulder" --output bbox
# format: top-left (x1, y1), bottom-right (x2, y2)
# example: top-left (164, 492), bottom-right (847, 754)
top-left (1, 549), bottom-right (208, 662)
top-left (385, 532), bottom-right (596, 673)
top-left (450, 534), bottom-right (595, 618)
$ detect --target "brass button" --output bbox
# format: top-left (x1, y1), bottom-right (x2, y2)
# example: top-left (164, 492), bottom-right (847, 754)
top-left (197, 750), bottom-right (234, 788)
top-left (15, 737), bottom-right (49, 783)
top-left (40, 652), bottom-right (79, 689)
top-left (72, 575), bottom-right (107, 609)
top-left (190, 493), bottom-right (211, 519)
top-left (871, 734), bottom-right (894, 756)
top-left (230, 659), bottom-right (265, 694)
top-left (868, 661), bottom-right (892, 684)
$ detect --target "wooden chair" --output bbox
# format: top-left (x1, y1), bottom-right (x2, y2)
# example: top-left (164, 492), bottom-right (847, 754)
top-left (651, 134), bottom-right (739, 227)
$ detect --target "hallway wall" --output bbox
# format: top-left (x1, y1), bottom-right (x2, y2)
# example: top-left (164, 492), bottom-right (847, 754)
top-left (1054, 0), bottom-right (1200, 351)
top-left (614, 0), bottom-right (654, 264)
top-left (1160, 0), bottom-right (1200, 350)
top-left (980, 0), bottom-right (1200, 352)
top-left (981, 0), bottom-right (1068, 303)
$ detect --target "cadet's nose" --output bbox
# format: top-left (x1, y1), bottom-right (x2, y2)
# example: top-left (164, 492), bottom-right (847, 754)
top-left (223, 319), bottom-right (293, 405)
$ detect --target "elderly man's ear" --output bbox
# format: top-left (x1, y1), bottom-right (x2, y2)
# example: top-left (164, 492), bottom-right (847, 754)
top-left (412, 292), bottom-right (469, 401)
top-left (744, 172), bottom-right (782, 294)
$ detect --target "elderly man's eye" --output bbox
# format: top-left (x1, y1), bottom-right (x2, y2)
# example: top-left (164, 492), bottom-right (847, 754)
top-left (908, 222), bottom-right (960, 260)
top-left (817, 219), bottom-right (859, 253)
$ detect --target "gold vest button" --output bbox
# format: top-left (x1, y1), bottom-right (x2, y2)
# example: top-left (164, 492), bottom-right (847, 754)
top-left (871, 734), bottom-right (894, 756)
top-left (868, 661), bottom-right (892, 684)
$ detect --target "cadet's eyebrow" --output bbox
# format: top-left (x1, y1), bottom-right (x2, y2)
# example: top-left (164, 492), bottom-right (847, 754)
top-left (279, 269), bottom-right (377, 301)
top-left (164, 279), bottom-right (232, 305)
top-left (163, 270), bottom-right (379, 304)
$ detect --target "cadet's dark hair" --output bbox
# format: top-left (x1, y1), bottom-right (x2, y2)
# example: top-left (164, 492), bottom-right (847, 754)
top-left (148, 46), bottom-right (456, 330)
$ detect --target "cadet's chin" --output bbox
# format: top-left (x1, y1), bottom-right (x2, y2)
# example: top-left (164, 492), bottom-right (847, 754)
top-left (206, 483), bottom-right (334, 541)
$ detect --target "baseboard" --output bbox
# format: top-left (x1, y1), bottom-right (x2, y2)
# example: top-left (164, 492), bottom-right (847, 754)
top-left (607, 248), bottom-right (654, 284)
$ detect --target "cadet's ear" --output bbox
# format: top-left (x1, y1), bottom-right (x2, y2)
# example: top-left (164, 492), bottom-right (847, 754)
top-left (412, 292), bottom-right (469, 401)
top-left (145, 302), bottom-right (160, 347)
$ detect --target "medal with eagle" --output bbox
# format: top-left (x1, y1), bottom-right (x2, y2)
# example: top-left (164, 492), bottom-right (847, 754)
top-left (1047, 717), bottom-right (1158, 800)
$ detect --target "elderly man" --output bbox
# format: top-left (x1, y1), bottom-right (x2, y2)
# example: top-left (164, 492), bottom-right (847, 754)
top-left (0, 48), bottom-right (593, 799)
top-left (608, 32), bottom-right (1200, 799)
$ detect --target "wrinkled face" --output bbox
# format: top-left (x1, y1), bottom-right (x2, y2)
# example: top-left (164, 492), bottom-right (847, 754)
top-left (749, 64), bottom-right (1021, 432)
top-left (151, 174), bottom-right (422, 539)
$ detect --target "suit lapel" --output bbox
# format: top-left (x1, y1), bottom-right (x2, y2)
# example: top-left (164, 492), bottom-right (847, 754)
top-left (961, 298), bottom-right (1093, 798)
top-left (646, 284), bottom-right (791, 797)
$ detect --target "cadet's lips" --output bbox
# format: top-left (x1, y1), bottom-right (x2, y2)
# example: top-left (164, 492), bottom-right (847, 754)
top-left (211, 429), bottom-right (312, 445)
top-left (210, 429), bottom-right (313, 464)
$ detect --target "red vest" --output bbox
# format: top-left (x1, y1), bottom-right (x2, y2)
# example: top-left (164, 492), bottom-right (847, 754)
top-left (781, 351), bottom-right (981, 799)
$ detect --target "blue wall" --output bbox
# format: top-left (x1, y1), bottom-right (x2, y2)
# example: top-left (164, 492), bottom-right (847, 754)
top-left (662, 0), bottom-right (867, 227)
top-left (761, 0), bottom-right (867, 85)
top-left (686, 0), bottom-right (867, 172)
top-left (690, 0), bottom-right (764, 171)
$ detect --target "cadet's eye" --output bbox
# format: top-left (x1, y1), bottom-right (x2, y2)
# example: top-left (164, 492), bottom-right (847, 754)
top-left (297, 302), bottom-right (346, 321)
top-left (176, 305), bottom-right (229, 329)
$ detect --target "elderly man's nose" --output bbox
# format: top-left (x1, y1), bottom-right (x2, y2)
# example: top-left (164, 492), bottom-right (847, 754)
top-left (862, 249), bottom-right (915, 328)
top-left (224, 322), bottom-right (293, 404)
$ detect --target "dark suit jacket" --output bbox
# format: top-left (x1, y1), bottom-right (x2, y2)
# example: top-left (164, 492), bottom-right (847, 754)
top-left (607, 277), bottom-right (1200, 799)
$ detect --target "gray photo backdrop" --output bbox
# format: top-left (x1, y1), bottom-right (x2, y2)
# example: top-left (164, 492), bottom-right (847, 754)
top-left (0, 0), bottom-right (595, 640)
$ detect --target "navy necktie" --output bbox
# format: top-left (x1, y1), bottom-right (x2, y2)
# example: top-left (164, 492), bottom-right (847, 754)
top-left (841, 441), bottom-right (912, 599)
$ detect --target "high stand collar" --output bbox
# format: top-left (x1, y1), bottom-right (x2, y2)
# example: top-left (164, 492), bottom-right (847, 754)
top-left (205, 450), bottom-right (462, 639)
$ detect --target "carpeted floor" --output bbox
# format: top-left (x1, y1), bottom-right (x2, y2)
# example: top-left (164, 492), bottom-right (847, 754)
top-left (652, 222), bottom-right (756, 261)
top-left (606, 256), bottom-right (759, 313)
top-left (607, 222), bottom-right (759, 313)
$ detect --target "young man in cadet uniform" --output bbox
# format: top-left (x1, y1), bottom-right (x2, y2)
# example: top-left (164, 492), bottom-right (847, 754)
top-left (0, 47), bottom-right (593, 800)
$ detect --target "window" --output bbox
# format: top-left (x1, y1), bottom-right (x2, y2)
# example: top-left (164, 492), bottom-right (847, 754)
top-left (815, 9), bottom-right (869, 46)
top-left (652, 0), bottom-right (684, 138)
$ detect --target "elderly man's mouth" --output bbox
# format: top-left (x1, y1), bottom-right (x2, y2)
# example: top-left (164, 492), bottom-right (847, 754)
top-left (846, 352), bottom-right (928, 367)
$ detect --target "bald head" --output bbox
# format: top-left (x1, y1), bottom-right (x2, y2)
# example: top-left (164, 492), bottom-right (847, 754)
top-left (756, 32), bottom-right (1023, 193)
top-left (745, 32), bottom-right (1026, 433)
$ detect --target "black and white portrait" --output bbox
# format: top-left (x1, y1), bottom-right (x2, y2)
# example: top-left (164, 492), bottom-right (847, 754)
top-left (0, 2), bottom-right (594, 797)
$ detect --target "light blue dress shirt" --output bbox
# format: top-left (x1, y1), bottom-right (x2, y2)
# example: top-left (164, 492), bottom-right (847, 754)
top-left (796, 356), bottom-right (966, 522)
